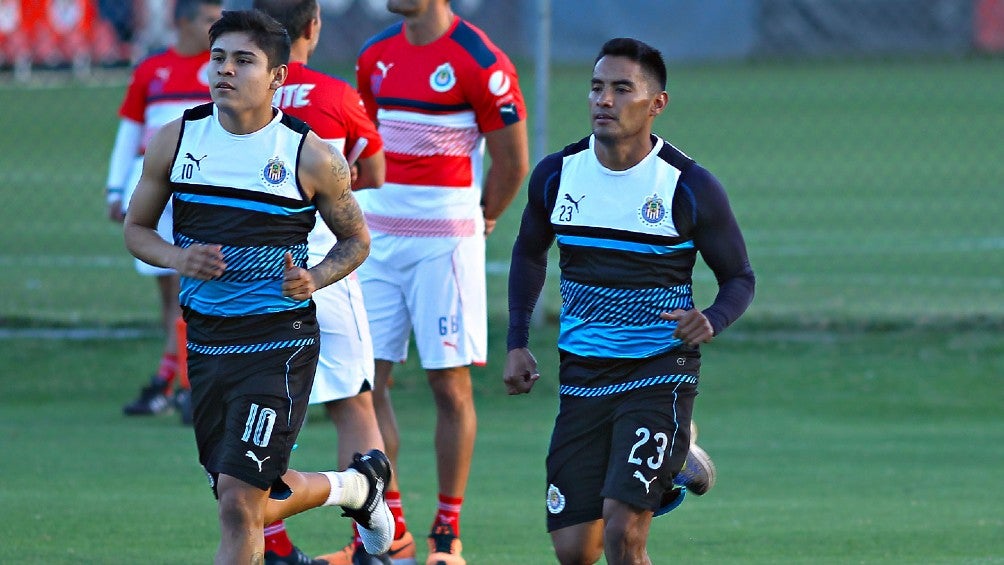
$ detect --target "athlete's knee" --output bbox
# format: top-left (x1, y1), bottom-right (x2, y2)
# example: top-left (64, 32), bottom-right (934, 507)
top-left (217, 495), bottom-right (263, 533)
top-left (553, 540), bottom-right (602, 565)
top-left (426, 367), bottom-right (472, 404)
top-left (373, 360), bottom-right (394, 381)
top-left (551, 523), bottom-right (604, 565)
top-left (216, 482), bottom-right (264, 531)
top-left (326, 393), bottom-right (369, 421)
top-left (602, 510), bottom-right (649, 560)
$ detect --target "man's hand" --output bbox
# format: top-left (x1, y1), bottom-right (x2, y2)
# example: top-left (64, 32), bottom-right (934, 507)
top-left (107, 199), bottom-right (125, 222)
top-left (660, 308), bottom-right (714, 347)
top-left (481, 205), bottom-right (497, 238)
top-left (173, 243), bottom-right (226, 280)
top-left (282, 251), bottom-right (317, 301)
top-left (504, 347), bottom-right (540, 395)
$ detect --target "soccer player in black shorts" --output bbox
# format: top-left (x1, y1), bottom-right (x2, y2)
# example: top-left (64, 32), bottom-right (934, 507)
top-left (504, 37), bottom-right (755, 564)
top-left (124, 10), bottom-right (394, 563)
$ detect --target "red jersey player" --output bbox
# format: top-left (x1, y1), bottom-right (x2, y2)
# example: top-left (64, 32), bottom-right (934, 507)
top-left (106, 0), bottom-right (222, 422)
top-left (355, 1), bottom-right (529, 564)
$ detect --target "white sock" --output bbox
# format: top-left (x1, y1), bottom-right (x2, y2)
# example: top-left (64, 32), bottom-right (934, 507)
top-left (322, 469), bottom-right (368, 508)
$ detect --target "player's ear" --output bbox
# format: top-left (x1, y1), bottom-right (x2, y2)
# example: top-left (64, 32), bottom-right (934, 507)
top-left (305, 14), bottom-right (320, 39)
top-left (651, 91), bottom-right (668, 116)
top-left (270, 64), bottom-right (288, 90)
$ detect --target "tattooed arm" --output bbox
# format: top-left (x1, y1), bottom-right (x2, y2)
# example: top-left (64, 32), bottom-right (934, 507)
top-left (285, 132), bottom-right (370, 299)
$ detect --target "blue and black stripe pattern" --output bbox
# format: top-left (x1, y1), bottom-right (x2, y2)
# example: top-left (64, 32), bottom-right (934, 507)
top-left (557, 278), bottom-right (694, 358)
top-left (559, 373), bottom-right (698, 397)
top-left (176, 233), bottom-right (308, 284)
top-left (175, 233), bottom-right (310, 318)
top-left (560, 279), bottom-right (693, 326)
top-left (188, 337), bottom-right (317, 356)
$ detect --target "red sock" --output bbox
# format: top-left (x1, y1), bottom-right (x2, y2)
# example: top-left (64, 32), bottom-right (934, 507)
top-left (386, 490), bottom-right (408, 539)
top-left (264, 520), bottom-right (293, 556)
top-left (434, 494), bottom-right (464, 536)
top-left (156, 353), bottom-right (178, 388)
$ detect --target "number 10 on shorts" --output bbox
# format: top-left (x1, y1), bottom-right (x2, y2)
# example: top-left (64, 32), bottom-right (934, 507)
top-left (242, 403), bottom-right (276, 447)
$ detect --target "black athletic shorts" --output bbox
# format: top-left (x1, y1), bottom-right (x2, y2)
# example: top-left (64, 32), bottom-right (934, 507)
top-left (186, 304), bottom-right (319, 497)
top-left (545, 347), bottom-right (700, 532)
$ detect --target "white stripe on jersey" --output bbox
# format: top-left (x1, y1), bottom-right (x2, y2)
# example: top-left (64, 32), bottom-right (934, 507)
top-left (377, 108), bottom-right (477, 128)
top-left (142, 100), bottom-right (209, 149)
top-left (380, 120), bottom-right (481, 158)
top-left (378, 108), bottom-right (480, 158)
top-left (172, 106), bottom-right (305, 202)
top-left (354, 181), bottom-right (483, 225)
top-left (555, 136), bottom-right (684, 238)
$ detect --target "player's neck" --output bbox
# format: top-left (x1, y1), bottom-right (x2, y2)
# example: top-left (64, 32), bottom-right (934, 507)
top-left (216, 105), bottom-right (277, 136)
top-left (593, 134), bottom-right (655, 171)
top-left (174, 34), bottom-right (205, 57)
top-left (403, 9), bottom-right (455, 46)
top-left (174, 43), bottom-right (204, 57)
top-left (288, 43), bottom-right (310, 65)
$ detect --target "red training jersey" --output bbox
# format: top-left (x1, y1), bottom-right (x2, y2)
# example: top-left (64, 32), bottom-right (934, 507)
top-left (118, 47), bottom-right (212, 153)
top-left (274, 61), bottom-right (383, 161)
top-left (355, 16), bottom-right (526, 238)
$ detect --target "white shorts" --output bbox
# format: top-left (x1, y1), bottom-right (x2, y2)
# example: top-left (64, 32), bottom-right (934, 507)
top-left (124, 156), bottom-right (175, 277)
top-left (308, 272), bottom-right (375, 404)
top-left (357, 234), bottom-right (487, 370)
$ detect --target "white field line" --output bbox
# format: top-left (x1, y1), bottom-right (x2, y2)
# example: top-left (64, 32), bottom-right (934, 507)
top-left (2, 255), bottom-right (1000, 288)
top-left (3, 256), bottom-right (999, 288)
top-left (2, 236), bottom-right (1001, 340)
top-left (0, 71), bottom-right (129, 91)
top-left (3, 234), bottom-right (1003, 270)
top-left (0, 327), bottom-right (158, 340)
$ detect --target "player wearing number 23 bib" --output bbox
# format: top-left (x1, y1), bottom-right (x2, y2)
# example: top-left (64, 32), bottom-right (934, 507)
top-left (505, 38), bottom-right (754, 563)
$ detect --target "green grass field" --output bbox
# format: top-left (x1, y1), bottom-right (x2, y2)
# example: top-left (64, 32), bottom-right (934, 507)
top-left (1, 56), bottom-right (1003, 563)
top-left (4, 326), bottom-right (1002, 563)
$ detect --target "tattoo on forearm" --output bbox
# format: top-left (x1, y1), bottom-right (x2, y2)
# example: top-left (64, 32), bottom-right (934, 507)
top-left (311, 193), bottom-right (368, 289)
top-left (311, 236), bottom-right (368, 289)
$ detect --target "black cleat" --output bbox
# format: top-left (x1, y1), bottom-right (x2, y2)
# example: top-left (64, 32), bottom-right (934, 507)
top-left (341, 450), bottom-right (394, 556)
top-left (122, 376), bottom-right (173, 416)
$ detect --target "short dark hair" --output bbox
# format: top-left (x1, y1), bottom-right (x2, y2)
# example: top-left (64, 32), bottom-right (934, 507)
top-left (174, 0), bottom-right (222, 23)
top-left (595, 37), bottom-right (667, 92)
top-left (252, 0), bottom-right (317, 41)
top-left (209, 10), bottom-right (291, 69)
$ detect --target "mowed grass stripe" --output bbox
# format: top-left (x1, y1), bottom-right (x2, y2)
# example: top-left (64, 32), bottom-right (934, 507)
top-left (3, 327), bottom-right (1002, 563)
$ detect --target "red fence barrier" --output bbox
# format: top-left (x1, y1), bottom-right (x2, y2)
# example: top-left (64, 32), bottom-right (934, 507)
top-left (0, 0), bottom-right (127, 69)
top-left (976, 0), bottom-right (1004, 52)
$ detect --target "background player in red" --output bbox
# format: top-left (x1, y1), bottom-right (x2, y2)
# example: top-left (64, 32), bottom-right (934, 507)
top-left (249, 1), bottom-right (402, 564)
top-left (355, 1), bottom-right (529, 563)
top-left (105, 0), bottom-right (222, 421)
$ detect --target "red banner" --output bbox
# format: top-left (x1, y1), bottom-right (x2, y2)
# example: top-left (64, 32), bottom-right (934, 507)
top-left (976, 0), bottom-right (1004, 52)
top-left (1, 0), bottom-right (126, 67)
